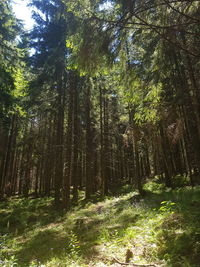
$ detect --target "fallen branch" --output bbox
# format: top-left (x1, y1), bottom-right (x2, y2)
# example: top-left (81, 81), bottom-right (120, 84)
top-left (113, 257), bottom-right (157, 267)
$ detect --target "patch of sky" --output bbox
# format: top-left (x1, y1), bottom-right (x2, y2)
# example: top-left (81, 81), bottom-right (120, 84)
top-left (12, 0), bottom-right (34, 30)
top-left (99, 1), bottom-right (114, 11)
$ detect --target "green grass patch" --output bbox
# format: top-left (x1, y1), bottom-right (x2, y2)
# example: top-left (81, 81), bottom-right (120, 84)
top-left (0, 186), bottom-right (200, 266)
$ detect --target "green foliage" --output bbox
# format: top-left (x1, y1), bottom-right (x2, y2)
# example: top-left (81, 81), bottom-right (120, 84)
top-left (159, 201), bottom-right (176, 214)
top-left (144, 179), bottom-right (166, 193)
top-left (0, 234), bottom-right (18, 267)
top-left (0, 255), bottom-right (18, 267)
top-left (66, 231), bottom-right (81, 259)
top-left (0, 0), bottom-right (28, 123)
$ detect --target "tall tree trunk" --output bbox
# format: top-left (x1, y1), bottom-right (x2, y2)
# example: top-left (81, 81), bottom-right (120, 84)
top-left (54, 75), bottom-right (64, 206)
top-left (72, 74), bottom-right (79, 203)
top-left (85, 81), bottom-right (93, 199)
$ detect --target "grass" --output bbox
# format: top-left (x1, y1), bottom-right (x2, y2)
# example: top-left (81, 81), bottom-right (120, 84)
top-left (0, 184), bottom-right (200, 266)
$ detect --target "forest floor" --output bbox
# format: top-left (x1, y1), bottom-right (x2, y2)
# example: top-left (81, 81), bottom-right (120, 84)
top-left (0, 182), bottom-right (200, 267)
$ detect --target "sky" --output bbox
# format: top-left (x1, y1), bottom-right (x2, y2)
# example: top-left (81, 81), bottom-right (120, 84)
top-left (12, 0), bottom-right (113, 30)
top-left (12, 0), bottom-right (34, 30)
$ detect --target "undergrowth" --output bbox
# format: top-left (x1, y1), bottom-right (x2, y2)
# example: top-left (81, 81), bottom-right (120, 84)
top-left (0, 183), bottom-right (200, 266)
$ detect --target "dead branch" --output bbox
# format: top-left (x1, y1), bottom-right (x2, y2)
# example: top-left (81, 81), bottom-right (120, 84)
top-left (113, 257), bottom-right (157, 267)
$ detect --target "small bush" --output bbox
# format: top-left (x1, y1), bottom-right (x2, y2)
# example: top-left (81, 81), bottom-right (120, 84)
top-left (144, 180), bottom-right (166, 193)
